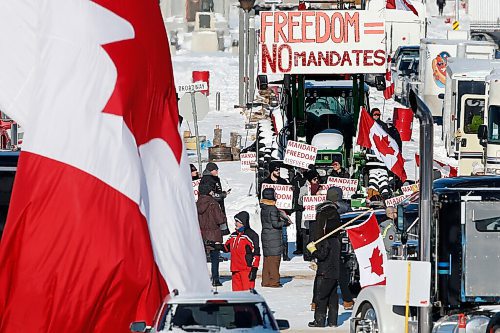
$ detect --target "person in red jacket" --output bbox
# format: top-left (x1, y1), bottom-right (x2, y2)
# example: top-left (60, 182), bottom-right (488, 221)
top-left (212, 211), bottom-right (261, 291)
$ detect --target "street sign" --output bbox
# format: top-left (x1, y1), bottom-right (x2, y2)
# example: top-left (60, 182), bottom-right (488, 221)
top-left (178, 92), bottom-right (209, 122)
top-left (452, 21), bottom-right (460, 30)
top-left (177, 82), bottom-right (208, 94)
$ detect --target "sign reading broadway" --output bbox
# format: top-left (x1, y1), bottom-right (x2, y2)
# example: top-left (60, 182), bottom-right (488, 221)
top-left (260, 11), bottom-right (386, 74)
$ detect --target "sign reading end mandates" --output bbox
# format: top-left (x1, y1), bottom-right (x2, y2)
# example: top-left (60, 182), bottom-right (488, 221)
top-left (177, 82), bottom-right (208, 94)
top-left (259, 11), bottom-right (386, 74)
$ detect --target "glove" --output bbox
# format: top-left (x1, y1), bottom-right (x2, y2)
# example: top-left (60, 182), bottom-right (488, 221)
top-left (306, 242), bottom-right (317, 254)
top-left (248, 267), bottom-right (258, 281)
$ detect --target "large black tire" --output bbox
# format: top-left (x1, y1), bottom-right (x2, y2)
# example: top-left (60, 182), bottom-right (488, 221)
top-left (359, 303), bottom-right (379, 333)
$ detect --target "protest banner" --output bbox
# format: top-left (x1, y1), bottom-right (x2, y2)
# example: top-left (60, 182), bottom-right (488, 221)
top-left (240, 152), bottom-right (257, 172)
top-left (401, 183), bottom-right (419, 196)
top-left (192, 179), bottom-right (201, 202)
top-left (283, 140), bottom-right (318, 169)
top-left (262, 184), bottom-right (294, 210)
top-left (259, 10), bottom-right (386, 75)
top-left (327, 177), bottom-right (359, 199)
top-left (302, 195), bottom-right (326, 220)
top-left (385, 194), bottom-right (410, 207)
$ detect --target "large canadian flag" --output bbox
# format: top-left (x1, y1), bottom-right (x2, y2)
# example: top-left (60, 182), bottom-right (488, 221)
top-left (357, 108), bottom-right (407, 182)
top-left (346, 213), bottom-right (387, 287)
top-left (0, 1), bottom-right (210, 332)
top-left (386, 0), bottom-right (419, 16)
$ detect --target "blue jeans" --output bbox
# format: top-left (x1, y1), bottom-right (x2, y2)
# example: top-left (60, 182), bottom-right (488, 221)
top-left (210, 250), bottom-right (220, 281)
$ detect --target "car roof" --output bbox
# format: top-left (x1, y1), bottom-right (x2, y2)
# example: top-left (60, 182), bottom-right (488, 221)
top-left (340, 209), bottom-right (386, 220)
top-left (165, 291), bottom-right (266, 304)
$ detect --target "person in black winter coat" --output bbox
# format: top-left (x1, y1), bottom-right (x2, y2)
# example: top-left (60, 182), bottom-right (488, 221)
top-left (200, 162), bottom-right (230, 235)
top-left (328, 156), bottom-right (350, 179)
top-left (260, 160), bottom-right (292, 261)
top-left (260, 188), bottom-right (288, 288)
top-left (437, 0), bottom-right (445, 16)
top-left (190, 163), bottom-right (200, 181)
top-left (307, 187), bottom-right (342, 327)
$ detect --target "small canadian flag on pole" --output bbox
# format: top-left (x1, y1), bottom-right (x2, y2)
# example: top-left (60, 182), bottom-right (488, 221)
top-left (357, 108), bottom-right (407, 182)
top-left (346, 213), bottom-right (387, 287)
top-left (383, 56), bottom-right (395, 100)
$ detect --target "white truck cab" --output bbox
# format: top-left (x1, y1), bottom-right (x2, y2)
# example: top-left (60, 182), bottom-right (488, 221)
top-left (442, 58), bottom-right (500, 175)
top-left (480, 71), bottom-right (500, 175)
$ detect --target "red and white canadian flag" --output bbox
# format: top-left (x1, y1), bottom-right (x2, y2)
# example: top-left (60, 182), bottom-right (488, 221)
top-left (383, 56), bottom-right (395, 100)
top-left (415, 154), bottom-right (458, 178)
top-left (346, 213), bottom-right (387, 287)
top-left (357, 108), bottom-right (407, 182)
top-left (0, 1), bottom-right (210, 332)
top-left (386, 0), bottom-right (419, 16)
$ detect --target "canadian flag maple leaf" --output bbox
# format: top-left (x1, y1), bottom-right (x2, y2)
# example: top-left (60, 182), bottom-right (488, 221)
top-left (373, 134), bottom-right (395, 157)
top-left (369, 246), bottom-right (385, 276)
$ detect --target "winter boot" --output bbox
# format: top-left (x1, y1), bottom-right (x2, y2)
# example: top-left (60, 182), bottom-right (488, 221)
top-left (343, 301), bottom-right (354, 310)
top-left (308, 314), bottom-right (326, 328)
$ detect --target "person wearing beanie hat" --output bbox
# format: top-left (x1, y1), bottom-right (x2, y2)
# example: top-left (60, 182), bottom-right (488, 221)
top-left (200, 162), bottom-right (230, 235)
top-left (307, 187), bottom-right (343, 328)
top-left (211, 211), bottom-right (261, 291)
top-left (260, 188), bottom-right (288, 287)
top-left (190, 163), bottom-right (200, 181)
top-left (260, 161), bottom-right (291, 261)
top-left (298, 169), bottom-right (321, 261)
top-left (196, 181), bottom-right (227, 287)
top-left (328, 156), bottom-right (350, 179)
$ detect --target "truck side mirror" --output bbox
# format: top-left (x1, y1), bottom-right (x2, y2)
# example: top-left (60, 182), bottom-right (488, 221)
top-left (477, 124), bottom-right (488, 146)
top-left (375, 75), bottom-right (386, 91)
top-left (257, 75), bottom-right (268, 90)
top-left (438, 93), bottom-right (445, 100)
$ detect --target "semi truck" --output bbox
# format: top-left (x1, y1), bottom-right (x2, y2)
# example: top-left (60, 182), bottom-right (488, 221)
top-left (416, 38), bottom-right (497, 123)
top-left (350, 92), bottom-right (500, 333)
top-left (442, 58), bottom-right (500, 175)
top-left (478, 70), bottom-right (500, 175)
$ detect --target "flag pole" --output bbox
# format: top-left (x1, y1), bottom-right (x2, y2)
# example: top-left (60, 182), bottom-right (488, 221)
top-left (313, 209), bottom-right (373, 245)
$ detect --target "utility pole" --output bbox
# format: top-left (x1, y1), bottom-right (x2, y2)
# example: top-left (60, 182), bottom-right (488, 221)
top-left (248, 10), bottom-right (256, 106)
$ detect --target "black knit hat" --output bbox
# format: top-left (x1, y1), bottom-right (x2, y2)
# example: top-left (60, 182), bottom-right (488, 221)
top-left (190, 163), bottom-right (197, 172)
top-left (269, 160), bottom-right (281, 172)
top-left (305, 169), bottom-right (319, 182)
top-left (262, 188), bottom-right (276, 201)
top-left (206, 162), bottom-right (218, 172)
top-left (199, 183), bottom-right (214, 195)
top-left (234, 211), bottom-right (250, 228)
top-left (326, 186), bottom-right (341, 202)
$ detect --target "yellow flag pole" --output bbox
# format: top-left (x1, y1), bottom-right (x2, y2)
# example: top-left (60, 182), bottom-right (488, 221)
top-left (405, 261), bottom-right (412, 333)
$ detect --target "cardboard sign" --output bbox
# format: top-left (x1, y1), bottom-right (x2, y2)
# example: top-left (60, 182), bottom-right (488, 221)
top-left (192, 179), bottom-right (201, 202)
top-left (302, 195), bottom-right (326, 220)
top-left (259, 11), bottom-right (386, 74)
top-left (283, 140), bottom-right (318, 169)
top-left (262, 184), bottom-right (294, 210)
top-left (385, 194), bottom-right (410, 207)
top-left (327, 177), bottom-right (359, 199)
top-left (401, 183), bottom-right (419, 196)
top-left (240, 152), bottom-right (257, 172)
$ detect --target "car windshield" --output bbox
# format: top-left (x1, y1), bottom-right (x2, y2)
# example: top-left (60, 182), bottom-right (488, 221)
top-left (162, 302), bottom-right (276, 332)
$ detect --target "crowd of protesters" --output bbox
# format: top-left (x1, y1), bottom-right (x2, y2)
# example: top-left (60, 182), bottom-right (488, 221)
top-left (192, 107), bottom-right (410, 326)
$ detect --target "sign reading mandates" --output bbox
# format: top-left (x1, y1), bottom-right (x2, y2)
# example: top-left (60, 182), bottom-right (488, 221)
top-left (259, 11), bottom-right (386, 74)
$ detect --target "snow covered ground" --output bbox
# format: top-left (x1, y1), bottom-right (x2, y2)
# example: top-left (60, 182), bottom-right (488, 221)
top-left (169, 1), bottom-right (477, 331)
